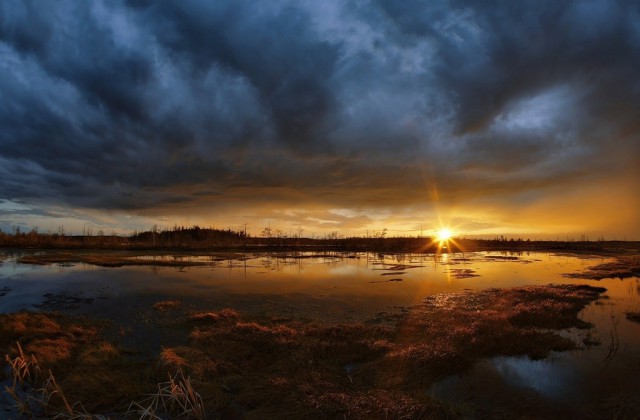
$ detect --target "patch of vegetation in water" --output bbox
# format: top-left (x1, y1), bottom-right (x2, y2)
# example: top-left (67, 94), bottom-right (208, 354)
top-left (0, 284), bottom-right (606, 418)
top-left (565, 254), bottom-right (640, 280)
top-left (447, 268), bottom-right (480, 278)
top-left (32, 293), bottom-right (94, 311)
top-left (17, 252), bottom-right (209, 268)
top-left (626, 312), bottom-right (640, 323)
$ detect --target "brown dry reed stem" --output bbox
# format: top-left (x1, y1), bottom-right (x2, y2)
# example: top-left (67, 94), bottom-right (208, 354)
top-left (3, 342), bottom-right (41, 417)
top-left (3, 344), bottom-right (110, 419)
top-left (2, 384), bottom-right (33, 418)
top-left (39, 369), bottom-right (111, 419)
top-left (5, 342), bottom-right (41, 386)
top-left (127, 370), bottom-right (205, 420)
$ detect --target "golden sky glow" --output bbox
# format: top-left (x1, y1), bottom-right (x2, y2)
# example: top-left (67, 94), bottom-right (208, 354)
top-left (0, 2), bottom-right (638, 239)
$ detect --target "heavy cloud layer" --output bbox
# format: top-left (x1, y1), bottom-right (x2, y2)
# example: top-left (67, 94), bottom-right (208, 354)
top-left (1, 0), bottom-right (639, 235)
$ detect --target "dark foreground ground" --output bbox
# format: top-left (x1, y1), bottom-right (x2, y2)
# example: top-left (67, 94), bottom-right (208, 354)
top-left (0, 283), bottom-right (613, 419)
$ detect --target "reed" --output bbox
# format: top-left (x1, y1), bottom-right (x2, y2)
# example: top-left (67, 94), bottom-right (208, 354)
top-left (127, 370), bottom-right (205, 420)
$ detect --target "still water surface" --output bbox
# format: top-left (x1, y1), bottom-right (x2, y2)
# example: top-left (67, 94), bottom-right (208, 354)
top-left (1, 250), bottom-right (639, 410)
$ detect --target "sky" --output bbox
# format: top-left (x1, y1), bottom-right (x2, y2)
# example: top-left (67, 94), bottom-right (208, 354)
top-left (0, 0), bottom-right (639, 239)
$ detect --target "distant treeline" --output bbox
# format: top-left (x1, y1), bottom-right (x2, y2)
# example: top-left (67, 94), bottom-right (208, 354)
top-left (0, 226), bottom-right (247, 249)
top-left (0, 225), bottom-right (638, 254)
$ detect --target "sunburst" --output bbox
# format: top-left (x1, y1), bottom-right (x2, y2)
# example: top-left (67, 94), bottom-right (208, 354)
top-left (436, 228), bottom-right (452, 243)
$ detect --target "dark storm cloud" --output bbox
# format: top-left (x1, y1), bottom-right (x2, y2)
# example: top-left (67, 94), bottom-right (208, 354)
top-left (139, 1), bottom-right (340, 150)
top-left (0, 0), bottom-right (638, 216)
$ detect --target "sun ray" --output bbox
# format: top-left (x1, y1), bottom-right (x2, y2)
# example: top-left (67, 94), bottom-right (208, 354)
top-left (437, 228), bottom-right (452, 243)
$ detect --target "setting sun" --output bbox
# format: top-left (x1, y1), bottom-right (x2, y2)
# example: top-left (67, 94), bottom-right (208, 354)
top-left (437, 228), bottom-right (453, 242)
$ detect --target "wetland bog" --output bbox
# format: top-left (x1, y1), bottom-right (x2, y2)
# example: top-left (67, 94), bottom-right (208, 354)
top-left (1, 250), bottom-right (639, 418)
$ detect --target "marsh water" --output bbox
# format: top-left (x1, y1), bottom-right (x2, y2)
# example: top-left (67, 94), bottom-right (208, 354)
top-left (1, 250), bottom-right (639, 413)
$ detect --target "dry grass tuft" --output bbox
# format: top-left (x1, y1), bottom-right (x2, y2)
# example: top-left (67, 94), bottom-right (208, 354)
top-left (3, 343), bottom-right (42, 418)
top-left (127, 370), bottom-right (205, 420)
top-left (188, 308), bottom-right (239, 323)
top-left (4, 342), bottom-right (41, 386)
top-left (76, 341), bottom-right (119, 365)
top-left (153, 300), bottom-right (182, 311)
top-left (159, 347), bottom-right (189, 371)
top-left (3, 346), bottom-right (110, 419)
top-left (0, 313), bottom-right (158, 417)
top-left (1, 312), bottom-right (61, 337)
top-left (0, 313), bottom-right (97, 365)
top-left (25, 338), bottom-right (75, 364)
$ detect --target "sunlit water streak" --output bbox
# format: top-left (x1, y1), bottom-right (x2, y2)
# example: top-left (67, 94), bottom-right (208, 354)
top-left (0, 250), bottom-right (638, 410)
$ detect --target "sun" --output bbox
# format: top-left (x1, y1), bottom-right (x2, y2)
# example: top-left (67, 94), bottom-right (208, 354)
top-left (437, 228), bottom-right (453, 242)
